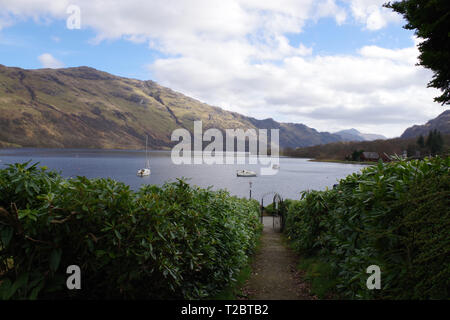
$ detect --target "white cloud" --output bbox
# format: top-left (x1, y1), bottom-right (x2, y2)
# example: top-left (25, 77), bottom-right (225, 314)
top-left (315, 0), bottom-right (347, 25)
top-left (0, 0), bottom-right (445, 137)
top-left (347, 0), bottom-right (402, 30)
top-left (38, 53), bottom-right (64, 68)
top-left (150, 40), bottom-right (442, 138)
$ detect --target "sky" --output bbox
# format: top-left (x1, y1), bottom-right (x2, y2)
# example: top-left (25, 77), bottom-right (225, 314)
top-left (0, 0), bottom-right (446, 138)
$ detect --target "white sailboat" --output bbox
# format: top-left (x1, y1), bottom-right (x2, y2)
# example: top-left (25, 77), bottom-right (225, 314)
top-left (137, 135), bottom-right (151, 177)
top-left (237, 169), bottom-right (257, 177)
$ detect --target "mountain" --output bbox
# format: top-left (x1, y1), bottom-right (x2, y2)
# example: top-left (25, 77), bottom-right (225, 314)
top-left (0, 64), bottom-right (342, 150)
top-left (401, 110), bottom-right (450, 139)
top-left (359, 133), bottom-right (388, 141)
top-left (334, 128), bottom-right (386, 142)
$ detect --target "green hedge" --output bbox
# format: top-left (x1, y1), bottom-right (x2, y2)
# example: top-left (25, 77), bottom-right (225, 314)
top-left (285, 156), bottom-right (450, 299)
top-left (0, 162), bottom-right (262, 299)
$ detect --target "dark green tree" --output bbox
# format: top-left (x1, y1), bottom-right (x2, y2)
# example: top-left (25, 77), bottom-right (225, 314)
top-left (351, 149), bottom-right (364, 161)
top-left (425, 129), bottom-right (444, 155)
top-left (384, 0), bottom-right (450, 105)
top-left (435, 130), bottom-right (444, 153)
top-left (425, 130), bottom-right (434, 152)
top-left (406, 144), bottom-right (417, 157)
top-left (416, 134), bottom-right (425, 148)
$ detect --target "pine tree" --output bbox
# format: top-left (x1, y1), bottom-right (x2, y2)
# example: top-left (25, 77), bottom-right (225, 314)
top-left (435, 131), bottom-right (444, 154)
top-left (425, 129), bottom-right (444, 155)
top-left (385, 0), bottom-right (450, 105)
top-left (416, 135), bottom-right (425, 148)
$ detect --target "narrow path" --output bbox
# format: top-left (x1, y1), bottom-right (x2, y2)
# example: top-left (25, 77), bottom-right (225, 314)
top-left (242, 217), bottom-right (316, 300)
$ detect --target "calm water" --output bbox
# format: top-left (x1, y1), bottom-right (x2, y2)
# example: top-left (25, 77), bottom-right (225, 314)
top-left (0, 148), bottom-right (368, 201)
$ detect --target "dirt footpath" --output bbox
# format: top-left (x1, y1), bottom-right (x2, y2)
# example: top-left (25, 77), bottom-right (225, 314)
top-left (242, 217), bottom-right (316, 300)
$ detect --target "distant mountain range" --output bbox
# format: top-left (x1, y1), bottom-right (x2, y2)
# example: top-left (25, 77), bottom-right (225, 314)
top-left (333, 128), bottom-right (387, 142)
top-left (401, 110), bottom-right (450, 138)
top-left (0, 64), bottom-right (347, 150)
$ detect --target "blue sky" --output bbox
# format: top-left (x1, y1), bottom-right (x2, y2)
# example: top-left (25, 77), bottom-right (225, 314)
top-left (0, 20), bottom-right (158, 80)
top-left (0, 0), bottom-right (444, 137)
top-left (290, 17), bottom-right (415, 55)
top-left (1, 14), bottom-right (415, 79)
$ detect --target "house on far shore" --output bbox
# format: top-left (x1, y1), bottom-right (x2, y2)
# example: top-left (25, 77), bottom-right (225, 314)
top-left (360, 152), bottom-right (380, 162)
top-left (361, 152), bottom-right (392, 162)
top-left (346, 151), bottom-right (392, 162)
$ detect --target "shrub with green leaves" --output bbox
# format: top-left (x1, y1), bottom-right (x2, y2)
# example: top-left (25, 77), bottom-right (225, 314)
top-left (0, 162), bottom-right (262, 299)
top-left (285, 156), bottom-right (450, 299)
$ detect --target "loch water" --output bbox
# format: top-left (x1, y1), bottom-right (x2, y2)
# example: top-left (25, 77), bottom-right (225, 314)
top-left (0, 148), bottom-right (368, 201)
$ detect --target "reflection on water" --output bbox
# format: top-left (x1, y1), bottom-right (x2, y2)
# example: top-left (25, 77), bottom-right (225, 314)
top-left (0, 148), bottom-right (369, 201)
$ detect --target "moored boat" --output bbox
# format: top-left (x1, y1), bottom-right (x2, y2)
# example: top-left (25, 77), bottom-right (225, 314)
top-left (237, 169), bottom-right (257, 177)
top-left (137, 135), bottom-right (151, 177)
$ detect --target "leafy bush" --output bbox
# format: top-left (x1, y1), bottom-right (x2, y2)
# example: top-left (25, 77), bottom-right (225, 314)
top-left (0, 162), bottom-right (262, 299)
top-left (285, 157), bottom-right (450, 299)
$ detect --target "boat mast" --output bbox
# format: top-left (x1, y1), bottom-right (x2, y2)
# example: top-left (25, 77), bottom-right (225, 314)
top-left (145, 135), bottom-right (149, 168)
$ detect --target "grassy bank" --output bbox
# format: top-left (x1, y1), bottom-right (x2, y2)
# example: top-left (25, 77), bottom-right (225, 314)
top-left (296, 256), bottom-right (337, 299)
top-left (284, 156), bottom-right (450, 299)
top-left (0, 162), bottom-right (262, 300)
top-left (213, 238), bottom-right (262, 300)
top-left (307, 159), bottom-right (376, 165)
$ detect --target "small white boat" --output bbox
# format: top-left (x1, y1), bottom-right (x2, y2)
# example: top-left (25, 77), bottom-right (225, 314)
top-left (137, 167), bottom-right (151, 177)
top-left (137, 135), bottom-right (151, 177)
top-left (237, 169), bottom-right (257, 177)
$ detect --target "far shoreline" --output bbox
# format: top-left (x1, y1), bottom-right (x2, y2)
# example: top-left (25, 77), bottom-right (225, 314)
top-left (1, 147), bottom-right (376, 164)
top-left (307, 158), bottom-right (376, 165)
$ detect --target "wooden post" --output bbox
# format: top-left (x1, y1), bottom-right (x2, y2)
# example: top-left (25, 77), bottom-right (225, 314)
top-left (260, 198), bottom-right (263, 224)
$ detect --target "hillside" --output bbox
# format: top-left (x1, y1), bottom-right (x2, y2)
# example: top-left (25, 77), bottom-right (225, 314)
top-left (0, 64), bottom-right (342, 150)
top-left (401, 110), bottom-right (450, 138)
top-left (283, 134), bottom-right (450, 160)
